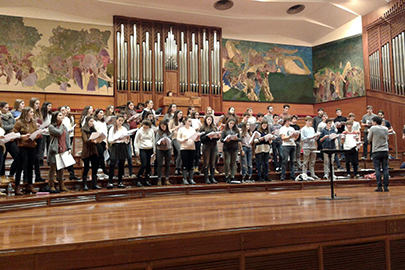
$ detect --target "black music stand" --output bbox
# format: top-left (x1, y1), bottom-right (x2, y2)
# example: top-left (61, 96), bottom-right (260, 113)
top-left (316, 148), bottom-right (353, 200)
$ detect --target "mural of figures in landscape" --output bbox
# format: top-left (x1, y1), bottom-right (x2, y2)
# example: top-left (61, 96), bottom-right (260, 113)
top-left (313, 35), bottom-right (364, 102)
top-left (0, 15), bottom-right (114, 95)
top-left (222, 39), bottom-right (314, 103)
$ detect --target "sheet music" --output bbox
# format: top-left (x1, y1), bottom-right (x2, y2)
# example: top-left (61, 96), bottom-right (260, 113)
top-left (29, 129), bottom-right (42, 140)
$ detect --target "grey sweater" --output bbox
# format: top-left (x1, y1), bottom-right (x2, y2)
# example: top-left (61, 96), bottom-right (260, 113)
top-left (367, 125), bottom-right (389, 153)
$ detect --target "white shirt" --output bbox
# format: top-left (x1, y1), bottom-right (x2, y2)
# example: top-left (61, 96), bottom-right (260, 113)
top-left (108, 126), bottom-right (128, 144)
top-left (94, 120), bottom-right (108, 143)
top-left (134, 127), bottom-right (155, 155)
top-left (279, 125), bottom-right (296, 146)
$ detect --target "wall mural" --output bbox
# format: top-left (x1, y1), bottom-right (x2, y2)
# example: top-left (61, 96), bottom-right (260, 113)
top-left (222, 39), bottom-right (314, 104)
top-left (313, 35), bottom-right (364, 102)
top-left (0, 15), bottom-right (114, 96)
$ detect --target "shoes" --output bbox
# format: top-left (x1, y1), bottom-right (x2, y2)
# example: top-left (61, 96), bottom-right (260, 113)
top-left (189, 179), bottom-right (196, 185)
top-left (323, 175), bottom-right (329, 180)
top-left (83, 185), bottom-right (89, 191)
top-left (26, 184), bottom-right (37, 194)
top-left (165, 179), bottom-right (171, 185)
top-left (69, 176), bottom-right (80, 180)
top-left (144, 180), bottom-right (152, 186)
top-left (129, 174), bottom-right (136, 178)
top-left (182, 179), bottom-right (189, 185)
top-left (210, 178), bottom-right (218, 184)
top-left (230, 178), bottom-right (241, 184)
top-left (290, 176), bottom-right (296, 180)
top-left (15, 187), bottom-right (23, 195)
top-left (135, 181), bottom-right (143, 187)
top-left (175, 169), bottom-right (182, 175)
top-left (36, 177), bottom-right (46, 183)
top-left (0, 176), bottom-right (10, 184)
top-left (157, 179), bottom-right (162, 186)
top-left (117, 183), bottom-right (126, 188)
top-left (106, 183), bottom-right (114, 189)
top-left (384, 187), bottom-right (390, 192)
top-left (264, 177), bottom-right (271, 182)
top-left (360, 156), bottom-right (366, 160)
top-left (311, 175), bottom-right (320, 180)
top-left (257, 177), bottom-right (264, 182)
top-left (280, 177), bottom-right (285, 181)
top-left (92, 185), bottom-right (102, 190)
top-left (225, 177), bottom-right (230, 183)
top-left (113, 176), bottom-right (118, 180)
top-left (0, 191), bottom-right (6, 196)
top-left (346, 174), bottom-right (351, 178)
top-left (374, 187), bottom-right (383, 192)
top-left (354, 174), bottom-right (361, 179)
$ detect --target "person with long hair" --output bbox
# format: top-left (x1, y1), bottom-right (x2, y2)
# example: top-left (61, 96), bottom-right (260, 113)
top-left (60, 106), bottom-right (80, 181)
top-left (80, 105), bottom-right (94, 127)
top-left (220, 117), bottom-right (241, 183)
top-left (200, 115), bottom-right (219, 184)
top-left (11, 99), bottom-right (25, 119)
top-left (120, 110), bottom-right (135, 179)
top-left (106, 105), bottom-right (115, 117)
top-left (81, 116), bottom-right (101, 191)
top-left (48, 111), bottom-right (71, 192)
top-left (0, 101), bottom-right (18, 183)
top-left (12, 107), bottom-right (40, 195)
top-left (240, 121), bottom-right (253, 182)
top-left (253, 120), bottom-right (272, 182)
top-left (155, 120), bottom-right (172, 185)
top-left (220, 107), bottom-right (238, 128)
top-left (141, 100), bottom-right (156, 121)
top-left (107, 114), bottom-right (128, 189)
top-left (29, 97), bottom-right (45, 182)
top-left (134, 119), bottom-right (155, 186)
top-left (93, 109), bottom-right (109, 180)
top-left (105, 105), bottom-right (116, 126)
top-left (163, 103), bottom-right (177, 122)
top-left (0, 121), bottom-right (6, 194)
top-left (40, 101), bottom-right (53, 164)
top-left (125, 100), bottom-right (139, 157)
top-left (178, 116), bottom-right (199, 185)
top-left (191, 111), bottom-right (202, 175)
top-left (168, 110), bottom-right (184, 175)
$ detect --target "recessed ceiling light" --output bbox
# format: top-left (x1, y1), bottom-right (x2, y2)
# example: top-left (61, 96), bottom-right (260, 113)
top-left (287, 4), bottom-right (305, 15)
top-left (214, 0), bottom-right (234, 11)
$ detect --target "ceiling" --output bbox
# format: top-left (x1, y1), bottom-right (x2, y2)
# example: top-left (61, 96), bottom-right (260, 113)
top-left (0, 0), bottom-right (390, 46)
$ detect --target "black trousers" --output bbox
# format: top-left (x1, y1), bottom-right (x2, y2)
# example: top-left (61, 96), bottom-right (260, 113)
top-left (16, 147), bottom-right (35, 186)
top-left (82, 154), bottom-right (99, 184)
top-left (109, 158), bottom-right (125, 183)
top-left (96, 141), bottom-right (108, 174)
top-left (181, 150), bottom-right (195, 171)
top-left (1, 141), bottom-right (19, 177)
top-left (138, 148), bottom-right (153, 178)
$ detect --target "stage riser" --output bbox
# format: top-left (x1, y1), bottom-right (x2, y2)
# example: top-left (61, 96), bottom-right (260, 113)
top-left (2, 217), bottom-right (405, 269)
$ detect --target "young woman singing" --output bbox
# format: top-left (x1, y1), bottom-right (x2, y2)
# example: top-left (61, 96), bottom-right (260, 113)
top-left (200, 115), bottom-right (219, 184)
top-left (81, 116), bottom-right (101, 191)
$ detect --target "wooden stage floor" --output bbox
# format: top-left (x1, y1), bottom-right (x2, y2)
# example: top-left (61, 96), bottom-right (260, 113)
top-left (2, 186), bottom-right (405, 269)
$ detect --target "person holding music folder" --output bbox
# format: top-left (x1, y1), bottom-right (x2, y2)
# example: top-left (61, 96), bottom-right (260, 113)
top-left (220, 117), bottom-right (241, 184)
top-left (107, 115), bottom-right (129, 189)
top-left (169, 110), bottom-right (184, 175)
top-left (60, 106), bottom-right (80, 181)
top-left (240, 122), bottom-right (253, 183)
top-left (48, 111), bottom-right (71, 193)
top-left (162, 103), bottom-right (177, 122)
top-left (11, 99), bottom-right (24, 119)
top-left (301, 116), bottom-right (319, 180)
top-left (279, 117), bottom-right (298, 181)
top-left (269, 114), bottom-right (283, 172)
top-left (361, 105), bottom-right (377, 159)
top-left (81, 116), bottom-right (102, 191)
top-left (0, 101), bottom-right (19, 183)
top-left (125, 100), bottom-right (140, 157)
top-left (341, 120), bottom-right (360, 179)
top-left (200, 115), bottom-right (220, 184)
top-left (0, 122), bottom-right (7, 195)
top-left (12, 107), bottom-right (40, 195)
top-left (120, 111), bottom-right (136, 179)
top-left (252, 120), bottom-right (272, 182)
top-left (80, 105), bottom-right (94, 128)
top-left (319, 119), bottom-right (338, 180)
top-left (368, 116), bottom-right (389, 192)
top-left (94, 109), bottom-right (110, 179)
top-left (178, 116), bottom-right (200, 185)
top-left (155, 120), bottom-right (172, 185)
top-left (29, 97), bottom-right (45, 183)
top-left (134, 120), bottom-right (156, 187)
top-left (40, 101), bottom-right (52, 164)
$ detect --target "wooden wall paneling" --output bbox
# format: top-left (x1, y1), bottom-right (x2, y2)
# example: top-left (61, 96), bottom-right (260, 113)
top-left (366, 90), bottom-right (405, 153)
top-left (115, 92), bottom-right (128, 107)
top-left (200, 96), bottom-right (210, 112)
top-left (314, 96), bottom-right (367, 121)
top-left (165, 71), bottom-right (178, 94)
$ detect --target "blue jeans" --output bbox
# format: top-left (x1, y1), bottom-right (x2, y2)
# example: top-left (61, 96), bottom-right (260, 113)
top-left (372, 151), bottom-right (389, 188)
top-left (272, 141), bottom-right (282, 168)
top-left (281, 145), bottom-right (295, 179)
top-left (241, 146), bottom-right (252, 176)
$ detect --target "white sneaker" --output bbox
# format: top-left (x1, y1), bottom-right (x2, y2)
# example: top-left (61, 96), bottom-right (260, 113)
top-left (311, 175), bottom-right (320, 180)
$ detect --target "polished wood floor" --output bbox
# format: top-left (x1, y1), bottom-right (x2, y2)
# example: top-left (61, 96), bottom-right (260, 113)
top-left (1, 185), bottom-right (404, 252)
